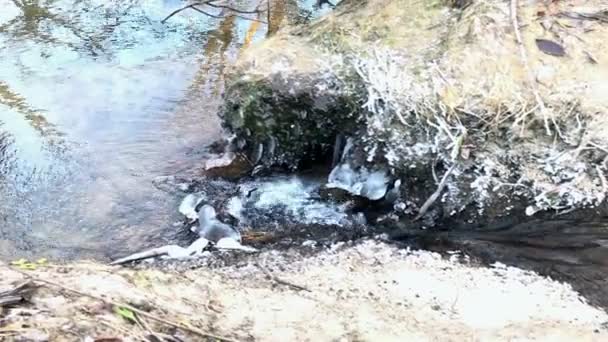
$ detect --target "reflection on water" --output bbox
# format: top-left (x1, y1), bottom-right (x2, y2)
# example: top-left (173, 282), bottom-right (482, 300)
top-left (0, 0), bottom-right (333, 260)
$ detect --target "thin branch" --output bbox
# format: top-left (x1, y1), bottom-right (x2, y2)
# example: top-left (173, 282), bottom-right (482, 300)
top-left (258, 264), bottom-right (311, 292)
top-left (190, 6), bottom-right (224, 19)
top-left (162, 1), bottom-right (266, 24)
top-left (414, 163), bottom-right (457, 221)
top-left (205, 2), bottom-right (261, 14)
top-left (161, 4), bottom-right (198, 23)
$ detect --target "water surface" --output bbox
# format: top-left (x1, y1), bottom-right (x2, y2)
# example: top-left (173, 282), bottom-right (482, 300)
top-left (0, 0), bottom-right (331, 259)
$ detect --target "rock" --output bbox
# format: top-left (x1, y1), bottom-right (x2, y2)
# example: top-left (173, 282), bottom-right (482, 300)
top-left (202, 152), bottom-right (252, 179)
top-left (318, 186), bottom-right (354, 203)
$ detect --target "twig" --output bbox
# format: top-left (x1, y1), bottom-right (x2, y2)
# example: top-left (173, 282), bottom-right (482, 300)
top-left (12, 270), bottom-right (238, 342)
top-left (414, 163), bottom-right (457, 221)
top-left (596, 165), bottom-right (608, 197)
top-left (205, 2), bottom-right (261, 14)
top-left (510, 0), bottom-right (552, 136)
top-left (162, 4), bottom-right (198, 23)
top-left (190, 6), bottom-right (224, 19)
top-left (136, 315), bottom-right (165, 342)
top-left (98, 319), bottom-right (147, 342)
top-left (258, 265), bottom-right (311, 292)
top-left (162, 1), bottom-right (266, 24)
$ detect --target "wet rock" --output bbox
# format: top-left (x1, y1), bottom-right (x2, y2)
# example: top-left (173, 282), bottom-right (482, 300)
top-left (318, 186), bottom-right (353, 203)
top-left (219, 39), bottom-right (360, 171)
top-left (202, 152), bottom-right (252, 179)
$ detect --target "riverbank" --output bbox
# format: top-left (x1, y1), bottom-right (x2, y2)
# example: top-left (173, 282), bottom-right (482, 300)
top-left (2, 240), bottom-right (607, 341)
top-left (219, 0), bottom-right (608, 225)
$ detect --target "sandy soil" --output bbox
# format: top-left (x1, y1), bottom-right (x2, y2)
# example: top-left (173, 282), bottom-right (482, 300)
top-left (1, 240), bottom-right (607, 341)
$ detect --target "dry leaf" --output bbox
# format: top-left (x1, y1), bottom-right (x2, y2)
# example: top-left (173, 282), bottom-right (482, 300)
top-left (535, 39), bottom-right (566, 57)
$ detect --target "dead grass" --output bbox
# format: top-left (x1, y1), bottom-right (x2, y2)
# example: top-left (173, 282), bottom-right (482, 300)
top-left (226, 0), bottom-right (608, 217)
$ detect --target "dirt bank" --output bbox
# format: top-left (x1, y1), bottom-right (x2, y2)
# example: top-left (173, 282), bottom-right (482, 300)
top-left (219, 0), bottom-right (608, 224)
top-left (2, 240), bottom-right (607, 341)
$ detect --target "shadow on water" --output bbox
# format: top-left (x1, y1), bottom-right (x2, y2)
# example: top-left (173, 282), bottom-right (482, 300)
top-left (0, 0), bottom-right (333, 260)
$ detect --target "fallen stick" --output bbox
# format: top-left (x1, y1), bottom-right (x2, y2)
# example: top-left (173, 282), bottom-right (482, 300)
top-left (12, 270), bottom-right (238, 342)
top-left (259, 265), bottom-right (311, 293)
top-left (414, 163), bottom-right (457, 221)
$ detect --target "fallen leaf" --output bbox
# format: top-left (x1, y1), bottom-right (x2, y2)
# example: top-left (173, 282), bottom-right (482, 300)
top-left (114, 306), bottom-right (136, 323)
top-left (10, 259), bottom-right (37, 270)
top-left (10, 259), bottom-right (28, 266)
top-left (19, 263), bottom-right (37, 270)
top-left (535, 39), bottom-right (566, 57)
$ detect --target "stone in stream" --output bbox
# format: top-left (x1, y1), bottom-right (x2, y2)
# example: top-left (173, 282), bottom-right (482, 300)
top-left (202, 152), bottom-right (252, 179)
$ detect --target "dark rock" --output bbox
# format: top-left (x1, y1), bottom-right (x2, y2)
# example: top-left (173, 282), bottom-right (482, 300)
top-left (202, 152), bottom-right (253, 179)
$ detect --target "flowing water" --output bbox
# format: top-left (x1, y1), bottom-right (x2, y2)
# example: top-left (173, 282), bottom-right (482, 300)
top-left (0, 0), bottom-right (333, 260)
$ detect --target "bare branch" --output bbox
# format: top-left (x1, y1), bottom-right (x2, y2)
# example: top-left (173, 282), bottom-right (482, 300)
top-left (162, 1), bottom-right (266, 24)
top-left (161, 3), bottom-right (198, 23)
top-left (414, 163), bottom-right (457, 221)
top-left (205, 2), bottom-right (261, 14)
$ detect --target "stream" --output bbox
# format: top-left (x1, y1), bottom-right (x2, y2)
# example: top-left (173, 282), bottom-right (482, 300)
top-left (2, 0), bottom-right (608, 312)
top-left (0, 0), bottom-right (331, 259)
